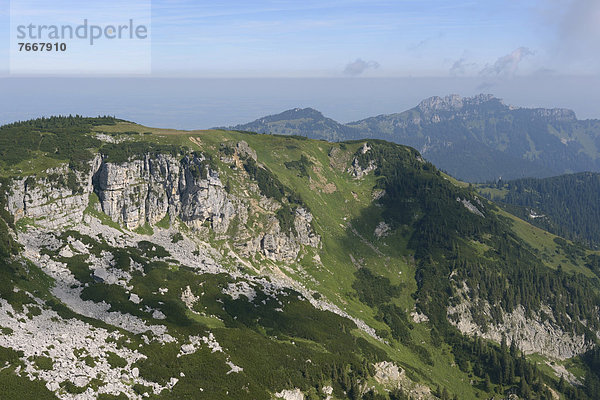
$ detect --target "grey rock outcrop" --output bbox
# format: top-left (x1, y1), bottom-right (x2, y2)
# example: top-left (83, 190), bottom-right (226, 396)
top-left (236, 140), bottom-right (257, 161)
top-left (457, 197), bottom-right (485, 217)
top-left (417, 94), bottom-right (468, 113)
top-left (6, 155), bottom-right (102, 230)
top-left (93, 153), bottom-right (241, 232)
top-left (238, 207), bottom-right (320, 262)
top-left (448, 300), bottom-right (594, 359)
top-left (347, 143), bottom-right (376, 179)
top-left (7, 150), bottom-right (319, 260)
top-left (347, 157), bottom-right (376, 179)
top-left (373, 361), bottom-right (434, 400)
top-left (532, 108), bottom-right (577, 122)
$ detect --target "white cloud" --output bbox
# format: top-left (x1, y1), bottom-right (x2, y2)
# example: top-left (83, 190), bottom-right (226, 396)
top-left (480, 47), bottom-right (533, 77)
top-left (343, 58), bottom-right (379, 76)
top-left (449, 57), bottom-right (477, 76)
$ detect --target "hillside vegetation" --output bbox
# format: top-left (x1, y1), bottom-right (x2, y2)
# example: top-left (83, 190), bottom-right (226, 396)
top-left (0, 116), bottom-right (599, 399)
top-left (478, 172), bottom-right (600, 249)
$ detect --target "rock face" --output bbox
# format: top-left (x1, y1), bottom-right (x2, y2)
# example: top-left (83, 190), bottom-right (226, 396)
top-left (347, 157), bottom-right (376, 179)
top-left (238, 206), bottom-right (320, 262)
top-left (235, 140), bottom-right (257, 161)
top-left (6, 155), bottom-right (102, 230)
top-left (93, 153), bottom-right (240, 233)
top-left (417, 94), bottom-right (472, 113)
top-left (457, 197), bottom-right (485, 217)
top-left (7, 149), bottom-right (319, 260)
top-left (275, 388), bottom-right (304, 400)
top-left (347, 142), bottom-right (376, 179)
top-left (373, 361), bottom-right (434, 400)
top-left (448, 301), bottom-right (594, 359)
top-left (374, 221), bottom-right (390, 238)
top-left (531, 108), bottom-right (577, 122)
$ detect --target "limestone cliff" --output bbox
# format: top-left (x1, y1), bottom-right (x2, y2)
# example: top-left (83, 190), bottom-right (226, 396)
top-left (7, 148), bottom-right (319, 262)
top-left (448, 291), bottom-right (596, 360)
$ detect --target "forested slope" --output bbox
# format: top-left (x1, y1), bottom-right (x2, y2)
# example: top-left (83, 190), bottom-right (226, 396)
top-left (478, 172), bottom-right (600, 249)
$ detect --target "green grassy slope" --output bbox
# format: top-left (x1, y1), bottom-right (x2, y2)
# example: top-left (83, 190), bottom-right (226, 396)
top-left (1, 117), bottom-right (599, 399)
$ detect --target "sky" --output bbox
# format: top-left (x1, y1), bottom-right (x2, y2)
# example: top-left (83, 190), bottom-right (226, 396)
top-left (0, 0), bottom-right (599, 127)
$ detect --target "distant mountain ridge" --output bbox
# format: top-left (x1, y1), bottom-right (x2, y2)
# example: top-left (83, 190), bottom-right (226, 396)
top-left (410, 93), bottom-right (576, 121)
top-left (231, 107), bottom-right (362, 142)
top-left (231, 94), bottom-right (600, 182)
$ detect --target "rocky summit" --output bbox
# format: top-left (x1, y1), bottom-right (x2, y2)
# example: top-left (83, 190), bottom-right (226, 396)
top-left (0, 116), bottom-right (599, 400)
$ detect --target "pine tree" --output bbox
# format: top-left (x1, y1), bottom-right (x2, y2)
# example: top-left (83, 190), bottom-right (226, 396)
top-left (520, 379), bottom-right (530, 398)
top-left (441, 387), bottom-right (450, 400)
top-left (484, 374), bottom-right (492, 393)
top-left (509, 337), bottom-right (518, 358)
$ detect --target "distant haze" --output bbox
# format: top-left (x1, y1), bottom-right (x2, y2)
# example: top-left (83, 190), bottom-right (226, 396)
top-left (1, 76), bottom-right (599, 130)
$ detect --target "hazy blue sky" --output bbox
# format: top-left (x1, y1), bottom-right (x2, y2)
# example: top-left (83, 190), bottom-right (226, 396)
top-left (0, 0), bottom-right (599, 127)
top-left (3, 0), bottom-right (599, 77)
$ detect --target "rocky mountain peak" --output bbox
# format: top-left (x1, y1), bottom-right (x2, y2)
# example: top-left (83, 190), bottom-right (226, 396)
top-left (416, 93), bottom-right (502, 113)
top-left (417, 94), bottom-right (465, 112)
top-left (266, 107), bottom-right (324, 121)
top-left (531, 107), bottom-right (577, 121)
